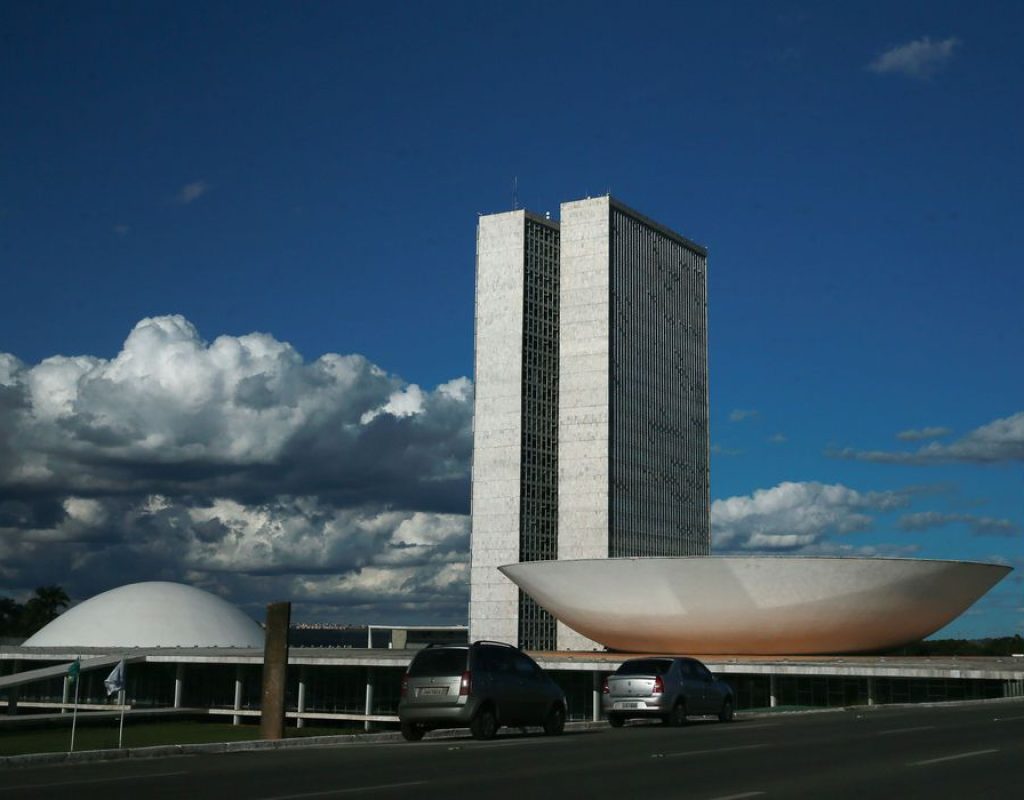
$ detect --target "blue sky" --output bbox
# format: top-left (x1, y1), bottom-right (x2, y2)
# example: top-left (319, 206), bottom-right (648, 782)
top-left (1, 2), bottom-right (1021, 637)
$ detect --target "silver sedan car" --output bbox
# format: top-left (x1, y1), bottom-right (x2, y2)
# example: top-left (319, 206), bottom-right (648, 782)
top-left (602, 657), bottom-right (734, 727)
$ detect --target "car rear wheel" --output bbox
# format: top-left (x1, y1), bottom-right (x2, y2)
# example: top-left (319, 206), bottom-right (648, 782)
top-left (543, 704), bottom-right (566, 736)
top-left (400, 722), bottom-right (425, 741)
top-left (666, 701), bottom-right (687, 727)
top-left (607, 712), bottom-right (625, 728)
top-left (470, 706), bottom-right (499, 740)
top-left (718, 698), bottom-right (734, 723)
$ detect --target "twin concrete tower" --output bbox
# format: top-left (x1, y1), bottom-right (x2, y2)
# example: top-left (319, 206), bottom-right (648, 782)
top-left (469, 196), bottom-right (711, 651)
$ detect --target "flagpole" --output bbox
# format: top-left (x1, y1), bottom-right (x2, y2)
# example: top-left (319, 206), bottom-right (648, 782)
top-left (69, 670), bottom-right (80, 753)
top-left (118, 688), bottom-right (126, 748)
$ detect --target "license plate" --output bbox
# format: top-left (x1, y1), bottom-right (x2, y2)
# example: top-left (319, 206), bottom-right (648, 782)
top-left (614, 701), bottom-right (642, 710)
top-left (418, 687), bottom-right (447, 697)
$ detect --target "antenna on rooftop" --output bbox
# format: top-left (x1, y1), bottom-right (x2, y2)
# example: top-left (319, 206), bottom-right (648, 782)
top-left (512, 176), bottom-right (519, 211)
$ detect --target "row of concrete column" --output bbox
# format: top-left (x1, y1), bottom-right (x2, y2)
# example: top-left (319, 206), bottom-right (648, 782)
top-left (766, 674), bottom-right (877, 707)
top-left (29, 666), bottom-right (1024, 723)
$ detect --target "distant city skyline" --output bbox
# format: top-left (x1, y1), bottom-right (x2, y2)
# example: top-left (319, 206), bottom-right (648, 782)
top-left (0, 3), bottom-right (1020, 638)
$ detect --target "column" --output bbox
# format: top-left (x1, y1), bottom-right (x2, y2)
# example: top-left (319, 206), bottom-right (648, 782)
top-left (867, 677), bottom-right (876, 706)
top-left (364, 668), bottom-right (374, 733)
top-left (233, 666), bottom-right (244, 726)
top-left (769, 674), bottom-right (778, 708)
top-left (62, 675), bottom-right (70, 714)
top-left (259, 601), bottom-right (291, 741)
top-left (592, 672), bottom-right (601, 721)
top-left (6, 660), bottom-right (18, 715)
top-left (297, 667), bottom-right (307, 729)
top-left (173, 663), bottom-right (184, 709)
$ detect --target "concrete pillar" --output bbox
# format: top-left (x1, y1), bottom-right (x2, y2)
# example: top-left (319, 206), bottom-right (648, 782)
top-left (6, 660), bottom-right (18, 716)
top-left (769, 674), bottom-right (778, 708)
top-left (62, 675), bottom-right (70, 714)
top-left (297, 667), bottom-right (307, 729)
top-left (260, 601), bottom-right (291, 741)
top-left (173, 663), bottom-right (185, 709)
top-left (364, 668), bottom-right (374, 732)
top-left (233, 666), bottom-right (244, 726)
top-left (867, 677), bottom-right (876, 706)
top-left (592, 671), bottom-right (601, 721)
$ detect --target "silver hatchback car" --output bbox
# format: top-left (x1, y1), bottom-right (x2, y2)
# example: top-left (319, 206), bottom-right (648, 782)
top-left (398, 641), bottom-right (567, 741)
top-left (602, 657), bottom-right (734, 727)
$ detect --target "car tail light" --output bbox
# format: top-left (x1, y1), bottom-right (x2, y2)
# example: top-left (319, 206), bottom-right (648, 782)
top-left (400, 673), bottom-right (408, 698)
top-left (459, 670), bottom-right (472, 696)
top-left (653, 675), bottom-right (664, 695)
top-left (602, 677), bottom-right (610, 694)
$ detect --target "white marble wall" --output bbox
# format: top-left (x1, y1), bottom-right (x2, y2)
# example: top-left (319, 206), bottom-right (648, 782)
top-left (469, 211), bottom-right (526, 645)
top-left (557, 197), bottom-right (611, 651)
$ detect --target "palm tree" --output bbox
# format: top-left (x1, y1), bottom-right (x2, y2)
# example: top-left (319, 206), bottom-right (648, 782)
top-left (0, 597), bottom-right (22, 637)
top-left (19, 585), bottom-right (71, 636)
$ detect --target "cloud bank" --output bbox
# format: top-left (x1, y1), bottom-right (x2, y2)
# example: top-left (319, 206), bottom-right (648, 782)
top-left (832, 411), bottom-right (1024, 465)
top-left (0, 315), bottom-right (473, 623)
top-left (896, 426), bottom-right (951, 442)
top-left (897, 511), bottom-right (1020, 538)
top-left (2, 318), bottom-right (1014, 629)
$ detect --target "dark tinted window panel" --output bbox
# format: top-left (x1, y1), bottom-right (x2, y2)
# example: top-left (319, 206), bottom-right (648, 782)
top-left (616, 659), bottom-right (674, 676)
top-left (608, 204), bottom-right (710, 559)
top-left (518, 216), bottom-right (560, 651)
top-left (408, 648), bottom-right (468, 677)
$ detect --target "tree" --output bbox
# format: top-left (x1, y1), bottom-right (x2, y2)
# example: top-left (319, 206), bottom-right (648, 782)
top-left (18, 585), bottom-right (71, 635)
top-left (0, 586), bottom-right (71, 638)
top-left (0, 597), bottom-right (21, 637)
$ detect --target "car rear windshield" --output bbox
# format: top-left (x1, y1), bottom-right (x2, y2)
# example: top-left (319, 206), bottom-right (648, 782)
top-left (615, 659), bottom-right (672, 676)
top-left (408, 648), bottom-right (468, 677)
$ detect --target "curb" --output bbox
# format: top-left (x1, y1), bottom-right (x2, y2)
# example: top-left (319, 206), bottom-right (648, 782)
top-left (4, 697), bottom-right (1022, 769)
top-left (0, 720), bottom-right (609, 768)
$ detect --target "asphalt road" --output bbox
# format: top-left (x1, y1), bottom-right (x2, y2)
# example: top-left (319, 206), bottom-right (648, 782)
top-left (2, 700), bottom-right (1023, 800)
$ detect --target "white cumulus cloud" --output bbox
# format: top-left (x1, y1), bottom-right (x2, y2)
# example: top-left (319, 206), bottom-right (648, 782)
top-left (711, 481), bottom-right (910, 551)
top-left (0, 316), bottom-right (474, 622)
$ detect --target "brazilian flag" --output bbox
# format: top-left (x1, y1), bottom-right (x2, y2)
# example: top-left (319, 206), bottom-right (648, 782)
top-left (67, 658), bottom-right (81, 685)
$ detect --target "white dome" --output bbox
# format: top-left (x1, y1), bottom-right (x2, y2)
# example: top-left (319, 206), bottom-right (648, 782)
top-left (23, 582), bottom-right (264, 648)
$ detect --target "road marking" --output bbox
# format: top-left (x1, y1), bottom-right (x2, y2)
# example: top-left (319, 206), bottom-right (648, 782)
top-left (465, 737), bottom-right (571, 748)
top-left (995, 715), bottom-right (1024, 722)
top-left (659, 744), bottom-right (768, 759)
top-left (260, 782), bottom-right (427, 800)
top-left (909, 749), bottom-right (999, 767)
top-left (878, 725), bottom-right (936, 735)
top-left (718, 723), bottom-right (779, 732)
top-left (0, 771), bottom-right (188, 792)
top-left (707, 793), bottom-right (765, 800)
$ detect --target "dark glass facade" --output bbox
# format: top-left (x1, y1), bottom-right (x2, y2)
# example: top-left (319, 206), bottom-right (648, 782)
top-left (518, 215), bottom-right (560, 650)
top-left (608, 204), bottom-right (709, 557)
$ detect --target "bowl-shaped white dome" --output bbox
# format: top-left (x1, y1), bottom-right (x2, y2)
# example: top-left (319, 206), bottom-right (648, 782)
top-left (23, 582), bottom-right (264, 648)
top-left (500, 556), bottom-right (1012, 655)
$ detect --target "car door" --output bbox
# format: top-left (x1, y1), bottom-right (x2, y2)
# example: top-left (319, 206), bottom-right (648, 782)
top-left (510, 651), bottom-right (548, 724)
top-left (471, 645), bottom-right (502, 704)
top-left (695, 661), bottom-right (725, 712)
top-left (680, 659), bottom-right (708, 713)
top-left (488, 647), bottom-right (524, 725)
